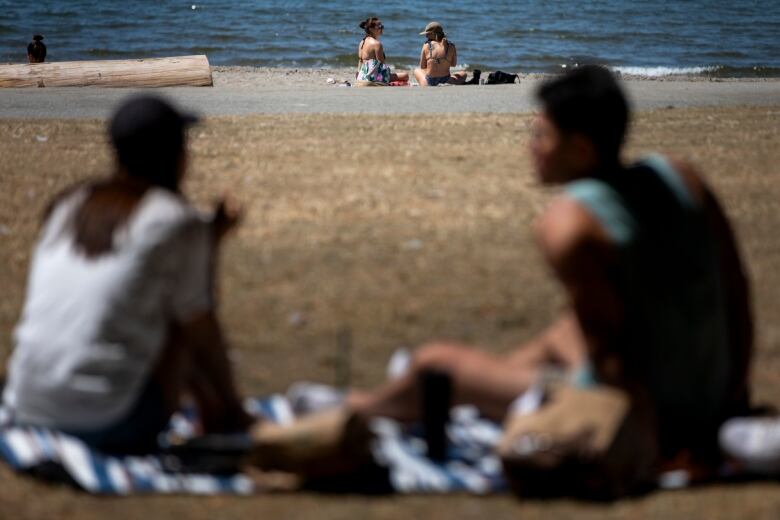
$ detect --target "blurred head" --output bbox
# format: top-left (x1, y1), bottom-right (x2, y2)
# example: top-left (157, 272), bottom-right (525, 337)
top-left (419, 21), bottom-right (445, 41)
top-left (64, 96), bottom-right (198, 259)
top-left (530, 65), bottom-right (629, 184)
top-left (109, 95), bottom-right (198, 191)
top-left (27, 34), bottom-right (46, 63)
top-left (360, 17), bottom-right (384, 38)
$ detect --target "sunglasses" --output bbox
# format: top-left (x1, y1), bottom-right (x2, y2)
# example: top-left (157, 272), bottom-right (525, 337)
top-left (373, 24), bottom-right (384, 29)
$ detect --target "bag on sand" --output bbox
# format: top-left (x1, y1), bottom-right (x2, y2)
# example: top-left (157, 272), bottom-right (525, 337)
top-left (486, 71), bottom-right (519, 84)
top-left (497, 384), bottom-right (659, 500)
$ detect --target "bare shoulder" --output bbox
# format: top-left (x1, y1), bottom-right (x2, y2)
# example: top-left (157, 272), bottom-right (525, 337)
top-left (666, 155), bottom-right (709, 205)
top-left (361, 37), bottom-right (379, 54)
top-left (534, 194), bottom-right (613, 269)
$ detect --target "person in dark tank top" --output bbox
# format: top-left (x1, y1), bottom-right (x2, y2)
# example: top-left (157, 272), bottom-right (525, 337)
top-left (345, 65), bottom-right (753, 470)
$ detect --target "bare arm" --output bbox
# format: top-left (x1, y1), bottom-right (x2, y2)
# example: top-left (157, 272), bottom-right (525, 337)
top-left (507, 310), bottom-right (588, 370)
top-left (419, 45), bottom-right (427, 70)
top-left (528, 196), bottom-right (626, 385)
top-left (182, 195), bottom-right (252, 432)
top-left (177, 311), bottom-right (250, 430)
top-left (375, 41), bottom-right (386, 63)
top-left (450, 43), bottom-right (457, 67)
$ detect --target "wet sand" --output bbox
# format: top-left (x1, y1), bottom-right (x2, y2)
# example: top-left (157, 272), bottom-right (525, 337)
top-left (0, 83), bottom-right (779, 518)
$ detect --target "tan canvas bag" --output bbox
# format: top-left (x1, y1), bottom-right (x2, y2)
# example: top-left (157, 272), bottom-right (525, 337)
top-left (498, 384), bottom-right (659, 499)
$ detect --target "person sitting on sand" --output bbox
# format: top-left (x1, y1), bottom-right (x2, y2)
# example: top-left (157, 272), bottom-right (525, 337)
top-left (1, 95), bottom-right (254, 454)
top-left (27, 35), bottom-right (46, 63)
top-left (413, 22), bottom-right (467, 86)
top-left (356, 17), bottom-right (409, 86)
top-left (341, 65), bottom-right (753, 471)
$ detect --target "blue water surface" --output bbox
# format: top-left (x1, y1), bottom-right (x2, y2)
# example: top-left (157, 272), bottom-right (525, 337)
top-left (1, 0), bottom-right (778, 76)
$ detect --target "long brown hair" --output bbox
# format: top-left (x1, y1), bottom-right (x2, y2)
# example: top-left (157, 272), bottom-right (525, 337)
top-left (429, 26), bottom-right (448, 45)
top-left (359, 17), bottom-right (381, 36)
top-left (56, 167), bottom-right (182, 259)
top-left (70, 177), bottom-right (154, 258)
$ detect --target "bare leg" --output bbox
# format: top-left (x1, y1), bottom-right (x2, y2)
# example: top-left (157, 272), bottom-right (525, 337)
top-left (413, 68), bottom-right (428, 86)
top-left (390, 71), bottom-right (409, 83)
top-left (348, 342), bottom-right (541, 422)
top-left (348, 313), bottom-right (590, 422)
top-left (448, 71), bottom-right (468, 85)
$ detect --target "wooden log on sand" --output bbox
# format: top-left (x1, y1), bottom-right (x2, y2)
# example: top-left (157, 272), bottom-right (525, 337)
top-left (0, 55), bottom-right (212, 88)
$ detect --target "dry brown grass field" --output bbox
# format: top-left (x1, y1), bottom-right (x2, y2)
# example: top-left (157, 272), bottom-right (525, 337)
top-left (0, 106), bottom-right (779, 518)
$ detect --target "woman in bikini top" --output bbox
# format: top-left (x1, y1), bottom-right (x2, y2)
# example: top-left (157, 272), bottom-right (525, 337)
top-left (413, 21), bottom-right (467, 86)
top-left (355, 17), bottom-right (409, 85)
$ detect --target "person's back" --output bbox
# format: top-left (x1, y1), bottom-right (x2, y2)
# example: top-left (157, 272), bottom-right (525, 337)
top-left (423, 39), bottom-right (455, 79)
top-left (565, 154), bottom-right (734, 453)
top-left (4, 184), bottom-right (209, 432)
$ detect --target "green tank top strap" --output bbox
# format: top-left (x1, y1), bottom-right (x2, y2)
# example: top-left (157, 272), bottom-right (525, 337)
top-left (636, 153), bottom-right (696, 210)
top-left (564, 154), bottom-right (695, 245)
top-left (564, 178), bottom-right (637, 245)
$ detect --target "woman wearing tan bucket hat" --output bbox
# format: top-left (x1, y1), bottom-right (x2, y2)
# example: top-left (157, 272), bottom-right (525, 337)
top-left (414, 21), bottom-right (468, 86)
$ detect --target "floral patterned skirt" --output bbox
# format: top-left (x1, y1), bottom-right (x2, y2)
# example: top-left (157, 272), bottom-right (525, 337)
top-left (356, 59), bottom-right (391, 84)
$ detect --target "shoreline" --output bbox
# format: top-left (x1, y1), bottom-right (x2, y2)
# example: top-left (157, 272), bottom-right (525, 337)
top-left (210, 66), bottom-right (780, 88)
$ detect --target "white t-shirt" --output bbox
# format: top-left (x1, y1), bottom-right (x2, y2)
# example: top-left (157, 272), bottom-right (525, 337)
top-left (3, 186), bottom-right (213, 431)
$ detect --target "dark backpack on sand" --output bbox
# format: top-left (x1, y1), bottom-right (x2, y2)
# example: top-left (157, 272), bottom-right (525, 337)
top-left (486, 71), bottom-right (519, 84)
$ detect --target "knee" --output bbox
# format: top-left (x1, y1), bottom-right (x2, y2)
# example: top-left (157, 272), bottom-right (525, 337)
top-left (412, 341), bottom-right (465, 374)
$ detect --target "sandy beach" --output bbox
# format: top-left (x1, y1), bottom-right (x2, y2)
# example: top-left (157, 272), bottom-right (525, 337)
top-left (0, 71), bottom-right (779, 518)
top-left (209, 66), bottom-right (780, 87)
top-left (0, 67), bottom-right (778, 119)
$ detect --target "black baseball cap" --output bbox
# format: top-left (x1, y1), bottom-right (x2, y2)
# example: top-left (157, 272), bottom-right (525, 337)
top-left (108, 95), bottom-right (199, 188)
top-left (109, 95), bottom-right (198, 154)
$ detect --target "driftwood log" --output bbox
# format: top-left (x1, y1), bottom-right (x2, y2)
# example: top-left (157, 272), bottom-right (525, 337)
top-left (0, 55), bottom-right (213, 88)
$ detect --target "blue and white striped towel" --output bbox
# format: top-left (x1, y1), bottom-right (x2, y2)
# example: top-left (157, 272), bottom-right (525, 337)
top-left (0, 396), bottom-right (507, 495)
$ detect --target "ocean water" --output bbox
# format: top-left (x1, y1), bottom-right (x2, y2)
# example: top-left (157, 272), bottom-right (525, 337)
top-left (1, 0), bottom-right (778, 77)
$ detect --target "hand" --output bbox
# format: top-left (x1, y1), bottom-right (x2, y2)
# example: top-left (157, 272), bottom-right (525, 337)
top-left (213, 194), bottom-right (243, 240)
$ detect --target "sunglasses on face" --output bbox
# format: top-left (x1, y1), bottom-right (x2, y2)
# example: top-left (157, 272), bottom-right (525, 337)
top-left (373, 24), bottom-right (384, 30)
